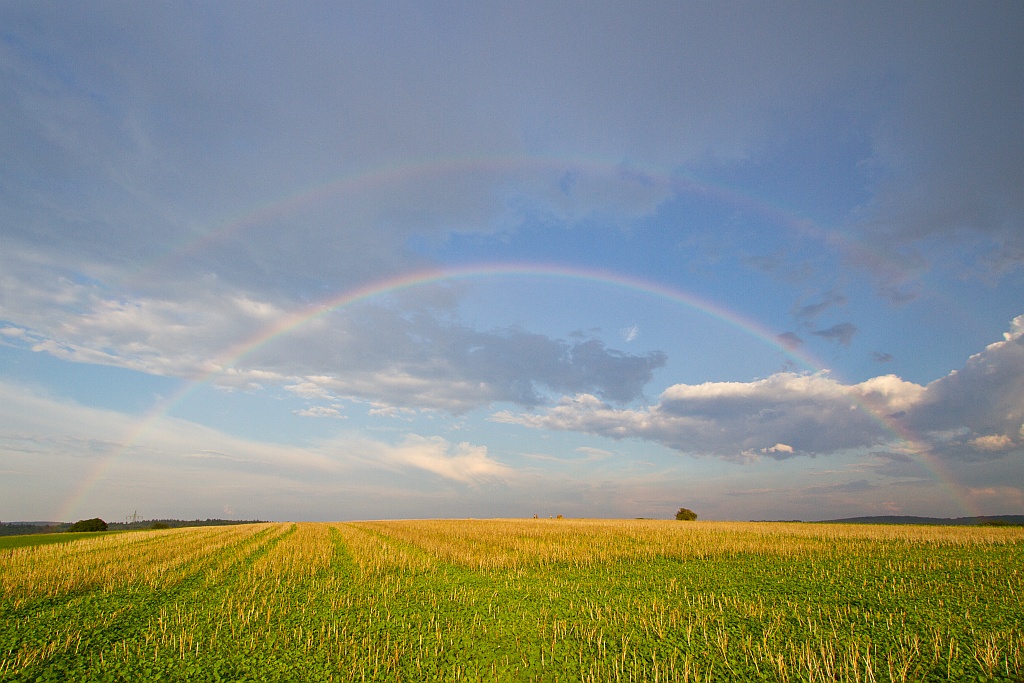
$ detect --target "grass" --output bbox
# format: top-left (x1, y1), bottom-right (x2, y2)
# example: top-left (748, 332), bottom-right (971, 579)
top-left (0, 531), bottom-right (117, 551)
top-left (0, 519), bottom-right (1021, 681)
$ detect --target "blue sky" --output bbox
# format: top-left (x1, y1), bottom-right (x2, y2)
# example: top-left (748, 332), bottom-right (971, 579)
top-left (2, 2), bottom-right (1023, 522)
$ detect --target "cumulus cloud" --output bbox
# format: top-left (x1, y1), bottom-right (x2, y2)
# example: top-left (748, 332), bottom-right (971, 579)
top-left (904, 315), bottom-right (1024, 457)
top-left (493, 372), bottom-right (906, 460)
top-left (495, 316), bottom-right (1024, 463)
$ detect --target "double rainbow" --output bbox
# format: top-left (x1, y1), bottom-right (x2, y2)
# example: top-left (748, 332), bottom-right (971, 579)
top-left (57, 263), bottom-right (974, 521)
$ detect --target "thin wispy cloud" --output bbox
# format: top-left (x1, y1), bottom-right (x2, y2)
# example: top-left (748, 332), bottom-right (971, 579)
top-left (620, 324), bottom-right (640, 343)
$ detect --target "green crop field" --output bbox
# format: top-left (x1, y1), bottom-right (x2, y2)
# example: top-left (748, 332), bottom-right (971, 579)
top-left (1, 520), bottom-right (1021, 682)
top-left (0, 532), bottom-right (116, 552)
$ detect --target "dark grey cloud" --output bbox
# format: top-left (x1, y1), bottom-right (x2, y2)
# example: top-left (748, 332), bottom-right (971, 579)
top-left (777, 332), bottom-right (804, 350)
top-left (290, 309), bottom-right (668, 411)
top-left (850, 3), bottom-right (1024, 277)
top-left (6, 3), bottom-right (1019, 288)
top-left (811, 322), bottom-right (857, 347)
top-left (0, 1), bottom-right (1018, 331)
top-left (793, 291), bottom-right (847, 322)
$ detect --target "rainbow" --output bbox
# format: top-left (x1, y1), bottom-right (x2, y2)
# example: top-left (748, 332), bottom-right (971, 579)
top-left (60, 264), bottom-right (977, 521)
top-left (216, 262), bottom-right (821, 374)
top-left (121, 153), bottom-right (911, 291)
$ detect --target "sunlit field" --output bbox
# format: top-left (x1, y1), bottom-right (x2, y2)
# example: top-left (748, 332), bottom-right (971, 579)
top-left (2, 519), bottom-right (1022, 681)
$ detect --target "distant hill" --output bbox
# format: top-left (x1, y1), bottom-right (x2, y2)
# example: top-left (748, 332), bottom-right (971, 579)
top-left (820, 515), bottom-right (1024, 526)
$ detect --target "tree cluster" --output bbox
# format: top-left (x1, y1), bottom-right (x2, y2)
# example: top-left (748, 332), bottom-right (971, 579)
top-left (66, 518), bottom-right (108, 532)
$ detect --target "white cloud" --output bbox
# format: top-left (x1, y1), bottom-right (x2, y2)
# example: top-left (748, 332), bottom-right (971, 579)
top-left (575, 446), bottom-right (614, 461)
top-left (904, 315), bottom-right (1024, 457)
top-left (968, 434), bottom-right (1014, 452)
top-left (1, 249), bottom-right (666, 413)
top-left (285, 381), bottom-right (335, 400)
top-left (294, 406), bottom-right (345, 419)
top-left (852, 374), bottom-right (926, 414)
top-left (520, 446), bottom-right (616, 465)
top-left (0, 379), bottom-right (518, 519)
top-left (377, 435), bottom-right (513, 485)
top-left (367, 404), bottom-right (418, 419)
top-left (0, 380), bottom-right (338, 473)
top-left (495, 379), bottom-right (895, 461)
top-left (494, 316), bottom-right (1024, 463)
top-left (495, 319), bottom-right (1024, 466)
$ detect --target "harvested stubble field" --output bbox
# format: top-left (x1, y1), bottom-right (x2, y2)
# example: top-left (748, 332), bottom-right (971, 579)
top-left (1, 520), bottom-right (1021, 682)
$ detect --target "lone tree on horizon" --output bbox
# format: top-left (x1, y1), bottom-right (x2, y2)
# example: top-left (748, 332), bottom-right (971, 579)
top-left (675, 507), bottom-right (697, 521)
top-left (66, 518), bottom-right (107, 532)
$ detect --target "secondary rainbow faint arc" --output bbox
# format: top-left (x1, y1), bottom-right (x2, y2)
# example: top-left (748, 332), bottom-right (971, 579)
top-left (59, 263), bottom-right (977, 520)
top-left (123, 153), bottom-right (911, 292)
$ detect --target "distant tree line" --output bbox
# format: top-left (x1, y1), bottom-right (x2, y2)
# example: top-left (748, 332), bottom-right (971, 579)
top-left (0, 518), bottom-right (267, 537)
top-left (0, 523), bottom-right (66, 537)
top-left (107, 518), bottom-right (268, 531)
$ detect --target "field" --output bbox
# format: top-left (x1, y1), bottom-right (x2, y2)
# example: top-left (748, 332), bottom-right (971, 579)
top-left (0, 532), bottom-right (116, 552)
top-left (1, 520), bottom-right (1022, 682)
